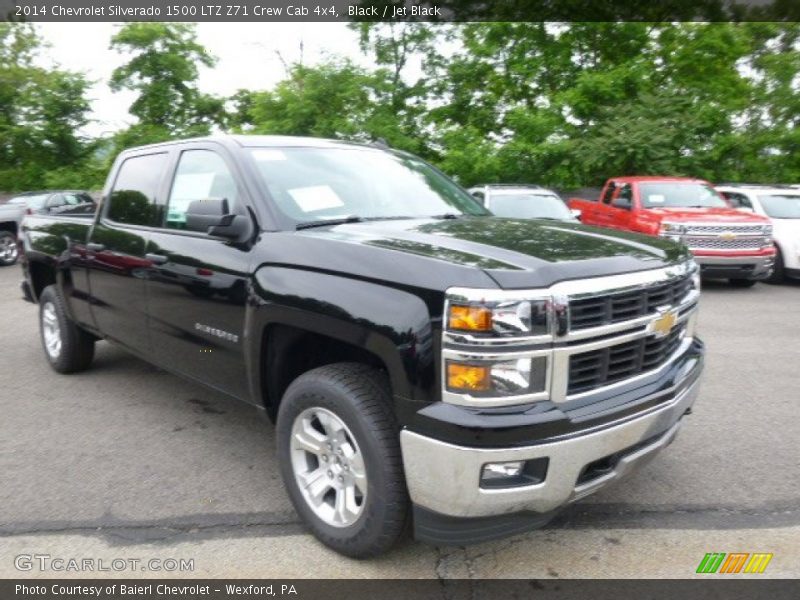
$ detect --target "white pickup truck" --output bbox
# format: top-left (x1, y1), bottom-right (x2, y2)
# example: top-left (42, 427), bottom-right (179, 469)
top-left (716, 185), bottom-right (800, 283)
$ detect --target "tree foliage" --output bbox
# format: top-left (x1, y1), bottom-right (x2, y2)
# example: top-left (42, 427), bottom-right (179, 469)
top-left (0, 24), bottom-right (97, 190)
top-left (2, 22), bottom-right (800, 193)
top-left (109, 23), bottom-right (225, 148)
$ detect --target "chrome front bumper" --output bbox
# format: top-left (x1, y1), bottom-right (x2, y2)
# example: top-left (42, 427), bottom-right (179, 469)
top-left (694, 253), bottom-right (775, 278)
top-left (401, 375), bottom-right (701, 518)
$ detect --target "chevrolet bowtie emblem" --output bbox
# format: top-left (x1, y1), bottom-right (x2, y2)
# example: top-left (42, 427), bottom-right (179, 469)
top-left (650, 309), bottom-right (678, 338)
top-left (720, 231), bottom-right (737, 241)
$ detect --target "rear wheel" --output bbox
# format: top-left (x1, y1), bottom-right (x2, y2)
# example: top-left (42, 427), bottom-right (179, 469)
top-left (276, 363), bottom-right (409, 558)
top-left (729, 278), bottom-right (757, 288)
top-left (0, 231), bottom-right (18, 266)
top-left (39, 285), bottom-right (95, 373)
top-left (766, 247), bottom-right (785, 284)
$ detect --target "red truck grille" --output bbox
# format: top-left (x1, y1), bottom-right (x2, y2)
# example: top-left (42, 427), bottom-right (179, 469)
top-left (569, 275), bottom-right (692, 331)
top-left (684, 224), bottom-right (764, 235)
top-left (683, 236), bottom-right (767, 251)
top-left (568, 323), bottom-right (686, 394)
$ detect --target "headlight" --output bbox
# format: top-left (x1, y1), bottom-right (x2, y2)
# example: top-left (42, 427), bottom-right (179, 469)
top-left (446, 356), bottom-right (548, 397)
top-left (448, 299), bottom-right (549, 337)
top-left (690, 262), bottom-right (701, 291)
top-left (762, 224), bottom-right (774, 249)
top-left (659, 222), bottom-right (685, 240)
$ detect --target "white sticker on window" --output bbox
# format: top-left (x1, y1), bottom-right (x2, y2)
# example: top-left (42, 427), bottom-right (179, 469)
top-left (288, 185), bottom-right (344, 212)
top-left (648, 194), bottom-right (665, 203)
top-left (252, 149), bottom-right (287, 161)
top-left (172, 173), bottom-right (215, 201)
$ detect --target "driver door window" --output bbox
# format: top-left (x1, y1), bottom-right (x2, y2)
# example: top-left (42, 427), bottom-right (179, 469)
top-left (165, 150), bottom-right (238, 230)
top-left (612, 184), bottom-right (633, 209)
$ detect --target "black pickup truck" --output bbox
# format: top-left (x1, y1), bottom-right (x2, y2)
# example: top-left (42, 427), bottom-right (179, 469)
top-left (20, 136), bottom-right (704, 557)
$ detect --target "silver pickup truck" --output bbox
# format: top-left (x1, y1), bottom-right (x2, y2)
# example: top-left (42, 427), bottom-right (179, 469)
top-left (0, 191), bottom-right (96, 266)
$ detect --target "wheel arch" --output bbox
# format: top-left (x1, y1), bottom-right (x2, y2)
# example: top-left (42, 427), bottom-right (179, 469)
top-left (248, 266), bottom-right (438, 420)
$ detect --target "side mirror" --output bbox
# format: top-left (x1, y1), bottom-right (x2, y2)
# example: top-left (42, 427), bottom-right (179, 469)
top-left (470, 192), bottom-right (485, 205)
top-left (185, 198), bottom-right (252, 241)
top-left (570, 208), bottom-right (582, 220)
top-left (612, 198), bottom-right (632, 210)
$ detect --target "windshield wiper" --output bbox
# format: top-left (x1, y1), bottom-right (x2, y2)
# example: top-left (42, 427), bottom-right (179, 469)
top-left (296, 215), bottom-right (427, 230)
top-left (296, 216), bottom-right (364, 230)
top-left (430, 213), bottom-right (464, 220)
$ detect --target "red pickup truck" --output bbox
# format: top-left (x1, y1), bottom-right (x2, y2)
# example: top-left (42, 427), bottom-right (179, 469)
top-left (569, 177), bottom-right (775, 286)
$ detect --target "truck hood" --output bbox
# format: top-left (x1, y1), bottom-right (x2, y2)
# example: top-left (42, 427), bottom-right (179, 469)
top-left (645, 207), bottom-right (770, 223)
top-left (289, 217), bottom-right (691, 290)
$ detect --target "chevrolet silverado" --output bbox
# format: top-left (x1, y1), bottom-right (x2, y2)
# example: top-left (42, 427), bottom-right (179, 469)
top-left (20, 137), bottom-right (704, 556)
top-left (569, 176), bottom-right (774, 287)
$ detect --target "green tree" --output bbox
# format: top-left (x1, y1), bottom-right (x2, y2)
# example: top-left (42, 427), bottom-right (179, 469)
top-left (109, 23), bottom-right (224, 147)
top-left (230, 57), bottom-right (431, 155)
top-left (231, 60), bottom-right (375, 139)
top-left (0, 23), bottom-right (97, 191)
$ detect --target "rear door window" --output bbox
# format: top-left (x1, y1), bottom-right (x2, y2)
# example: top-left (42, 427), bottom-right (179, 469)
top-left (107, 153), bottom-right (167, 226)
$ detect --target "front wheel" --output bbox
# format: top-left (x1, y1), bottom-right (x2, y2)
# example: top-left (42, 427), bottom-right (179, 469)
top-left (39, 285), bottom-right (95, 373)
top-left (276, 363), bottom-right (409, 558)
top-left (729, 278), bottom-right (757, 288)
top-left (0, 231), bottom-right (18, 266)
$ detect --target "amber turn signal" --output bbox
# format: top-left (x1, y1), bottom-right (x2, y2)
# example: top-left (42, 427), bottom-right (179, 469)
top-left (447, 362), bottom-right (491, 392)
top-left (448, 305), bottom-right (492, 331)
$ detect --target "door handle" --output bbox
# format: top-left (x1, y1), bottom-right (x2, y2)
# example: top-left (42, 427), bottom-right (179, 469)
top-left (146, 253), bottom-right (168, 265)
top-left (86, 242), bottom-right (105, 252)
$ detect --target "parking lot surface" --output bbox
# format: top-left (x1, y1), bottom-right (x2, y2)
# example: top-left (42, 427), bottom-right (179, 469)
top-left (0, 265), bottom-right (798, 578)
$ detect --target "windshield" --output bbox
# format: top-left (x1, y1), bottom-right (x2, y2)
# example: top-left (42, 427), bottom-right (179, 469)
top-left (488, 193), bottom-right (574, 220)
top-left (758, 194), bottom-right (800, 219)
top-left (639, 183), bottom-right (728, 209)
top-left (248, 147), bottom-right (488, 224)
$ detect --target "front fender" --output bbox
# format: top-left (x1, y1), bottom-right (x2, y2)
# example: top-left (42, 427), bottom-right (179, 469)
top-left (248, 266), bottom-right (439, 408)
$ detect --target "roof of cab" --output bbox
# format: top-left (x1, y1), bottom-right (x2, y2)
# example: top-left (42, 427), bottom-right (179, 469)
top-left (120, 134), bottom-right (377, 153)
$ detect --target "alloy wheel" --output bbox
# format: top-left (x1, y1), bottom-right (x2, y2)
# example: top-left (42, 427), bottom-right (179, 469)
top-left (289, 407), bottom-right (368, 527)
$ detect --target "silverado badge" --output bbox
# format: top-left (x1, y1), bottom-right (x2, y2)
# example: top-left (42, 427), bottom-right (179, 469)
top-left (650, 308), bottom-right (678, 338)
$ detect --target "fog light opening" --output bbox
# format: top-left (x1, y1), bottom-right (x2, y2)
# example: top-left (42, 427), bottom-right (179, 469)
top-left (480, 457), bottom-right (549, 489)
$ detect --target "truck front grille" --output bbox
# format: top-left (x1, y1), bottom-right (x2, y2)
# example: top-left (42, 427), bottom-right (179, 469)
top-left (684, 236), bottom-right (766, 251)
top-left (684, 224), bottom-right (764, 235)
top-left (567, 324), bottom-right (685, 394)
top-left (569, 275), bottom-right (692, 331)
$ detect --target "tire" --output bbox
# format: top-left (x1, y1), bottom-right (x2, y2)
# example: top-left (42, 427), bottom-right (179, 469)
top-left (276, 363), bottom-right (409, 558)
top-left (0, 231), bottom-right (18, 266)
top-left (729, 278), bottom-right (757, 288)
top-left (766, 247), bottom-right (785, 284)
top-left (39, 285), bottom-right (95, 373)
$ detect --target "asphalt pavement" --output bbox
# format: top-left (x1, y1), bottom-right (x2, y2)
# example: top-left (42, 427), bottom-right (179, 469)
top-left (0, 264), bottom-right (798, 578)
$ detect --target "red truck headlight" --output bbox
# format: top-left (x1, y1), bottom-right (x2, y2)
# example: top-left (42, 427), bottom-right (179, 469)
top-left (659, 222), bottom-right (685, 241)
